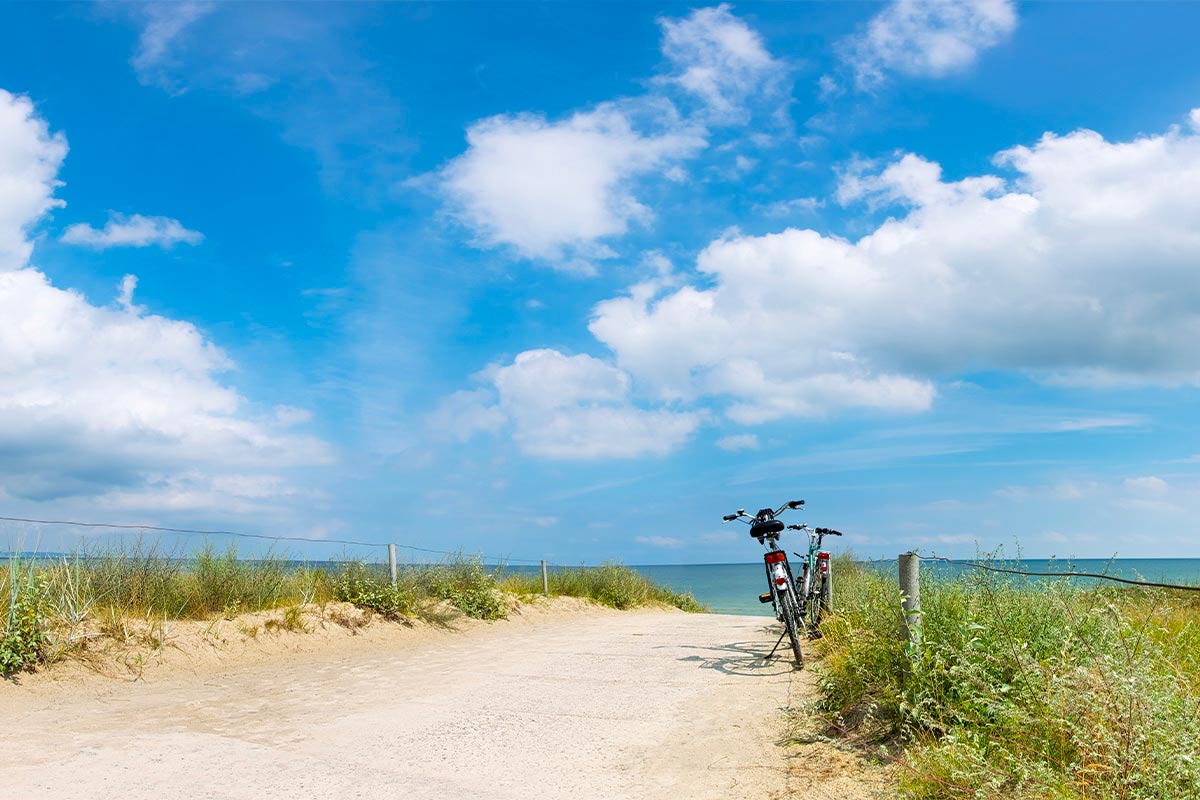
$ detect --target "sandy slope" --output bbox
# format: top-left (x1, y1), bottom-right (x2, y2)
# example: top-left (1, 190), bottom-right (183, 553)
top-left (1, 608), bottom-right (884, 799)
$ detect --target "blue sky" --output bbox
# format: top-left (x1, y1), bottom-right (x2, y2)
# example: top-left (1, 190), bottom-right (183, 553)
top-left (3, 1), bottom-right (1200, 563)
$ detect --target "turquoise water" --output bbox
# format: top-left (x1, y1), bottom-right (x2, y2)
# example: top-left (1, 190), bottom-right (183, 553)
top-left (634, 563), bottom-right (776, 616)
top-left (632, 559), bottom-right (1200, 617)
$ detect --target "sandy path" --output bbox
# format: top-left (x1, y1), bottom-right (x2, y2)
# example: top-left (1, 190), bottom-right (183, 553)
top-left (2, 611), bottom-right (808, 800)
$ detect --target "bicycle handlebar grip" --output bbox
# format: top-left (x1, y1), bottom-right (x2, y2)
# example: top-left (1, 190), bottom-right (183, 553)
top-left (722, 513), bottom-right (738, 522)
top-left (829, 529), bottom-right (843, 536)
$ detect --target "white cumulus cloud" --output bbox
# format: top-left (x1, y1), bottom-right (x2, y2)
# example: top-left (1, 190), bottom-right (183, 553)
top-left (0, 90), bottom-right (67, 272)
top-left (62, 212), bottom-right (203, 249)
top-left (488, 349), bottom-right (701, 459)
top-left (0, 267), bottom-right (333, 502)
top-left (0, 88), bottom-right (331, 509)
top-left (440, 105), bottom-right (704, 270)
top-left (840, 0), bottom-right (1017, 89)
top-left (589, 108), bottom-right (1200, 420)
top-left (657, 4), bottom-right (787, 122)
top-left (435, 349), bottom-right (701, 459)
top-left (438, 5), bottom-right (785, 271)
top-left (426, 389), bottom-right (508, 443)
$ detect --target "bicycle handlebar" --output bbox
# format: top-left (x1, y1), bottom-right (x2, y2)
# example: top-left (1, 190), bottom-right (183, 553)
top-left (721, 500), bottom-right (804, 523)
top-left (789, 525), bottom-right (843, 538)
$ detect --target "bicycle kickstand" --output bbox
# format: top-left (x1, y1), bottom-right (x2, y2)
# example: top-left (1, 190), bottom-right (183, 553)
top-left (765, 629), bottom-right (788, 661)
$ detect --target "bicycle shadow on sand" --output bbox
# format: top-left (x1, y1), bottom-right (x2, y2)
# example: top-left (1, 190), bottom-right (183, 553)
top-left (670, 629), bottom-right (801, 677)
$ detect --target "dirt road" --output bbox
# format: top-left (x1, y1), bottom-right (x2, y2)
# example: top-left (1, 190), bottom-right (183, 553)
top-left (3, 611), bottom-right (816, 800)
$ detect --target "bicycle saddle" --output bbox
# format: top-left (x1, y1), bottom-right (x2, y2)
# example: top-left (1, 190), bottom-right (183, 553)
top-left (750, 518), bottom-right (784, 538)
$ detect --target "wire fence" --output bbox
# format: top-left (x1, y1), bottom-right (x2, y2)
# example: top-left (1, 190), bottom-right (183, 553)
top-left (19, 514), bottom-right (1196, 591)
top-left (867, 551), bottom-right (1200, 593)
top-left (0, 514), bottom-right (554, 567)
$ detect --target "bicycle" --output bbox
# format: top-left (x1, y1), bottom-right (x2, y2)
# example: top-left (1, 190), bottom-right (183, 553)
top-left (722, 500), bottom-right (808, 667)
top-left (793, 526), bottom-right (843, 636)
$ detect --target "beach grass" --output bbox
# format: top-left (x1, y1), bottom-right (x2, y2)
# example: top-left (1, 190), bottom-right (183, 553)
top-left (816, 554), bottom-right (1200, 799)
top-left (500, 561), bottom-right (706, 612)
top-left (1, 545), bottom-right (700, 675)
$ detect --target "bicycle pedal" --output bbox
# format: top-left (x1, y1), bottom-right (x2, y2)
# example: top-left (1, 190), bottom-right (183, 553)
top-left (807, 630), bottom-right (823, 640)
top-left (758, 593), bottom-right (773, 604)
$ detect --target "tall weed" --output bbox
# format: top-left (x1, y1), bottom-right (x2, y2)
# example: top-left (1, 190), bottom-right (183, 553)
top-left (1, 557), bottom-right (47, 675)
top-left (818, 557), bottom-right (1200, 799)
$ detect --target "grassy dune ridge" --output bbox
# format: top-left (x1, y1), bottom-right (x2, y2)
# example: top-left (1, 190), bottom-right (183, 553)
top-left (817, 555), bottom-right (1200, 799)
top-left (1, 544), bottom-right (704, 675)
top-left (501, 561), bottom-right (705, 612)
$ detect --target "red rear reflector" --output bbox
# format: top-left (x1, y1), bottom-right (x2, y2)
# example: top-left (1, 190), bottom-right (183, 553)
top-left (775, 577), bottom-right (787, 586)
top-left (765, 551), bottom-right (786, 564)
top-left (818, 551), bottom-right (830, 559)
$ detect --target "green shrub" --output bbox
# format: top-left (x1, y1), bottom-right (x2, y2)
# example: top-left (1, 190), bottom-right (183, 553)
top-left (331, 562), bottom-right (414, 619)
top-left (1, 559), bottom-right (48, 675)
top-left (817, 556), bottom-right (1200, 799)
top-left (420, 555), bottom-right (507, 620)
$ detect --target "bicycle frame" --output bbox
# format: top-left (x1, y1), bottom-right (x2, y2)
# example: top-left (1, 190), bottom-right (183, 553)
top-left (795, 529), bottom-right (831, 611)
top-left (761, 538), bottom-right (799, 615)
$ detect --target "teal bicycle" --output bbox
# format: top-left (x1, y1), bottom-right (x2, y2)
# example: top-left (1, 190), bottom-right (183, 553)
top-left (791, 525), bottom-right (842, 636)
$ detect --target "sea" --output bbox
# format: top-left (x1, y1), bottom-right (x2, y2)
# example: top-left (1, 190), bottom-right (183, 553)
top-left (629, 559), bottom-right (1200, 617)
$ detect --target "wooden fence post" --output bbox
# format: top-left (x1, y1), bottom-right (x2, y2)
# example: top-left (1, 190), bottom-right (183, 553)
top-left (541, 560), bottom-right (549, 596)
top-left (899, 551), bottom-right (921, 647)
top-left (388, 543), bottom-right (398, 588)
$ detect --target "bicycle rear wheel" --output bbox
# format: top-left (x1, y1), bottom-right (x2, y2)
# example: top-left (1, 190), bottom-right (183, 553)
top-left (820, 563), bottom-right (833, 618)
top-left (808, 566), bottom-right (833, 632)
top-left (806, 575), bottom-right (823, 631)
top-left (778, 590), bottom-right (804, 667)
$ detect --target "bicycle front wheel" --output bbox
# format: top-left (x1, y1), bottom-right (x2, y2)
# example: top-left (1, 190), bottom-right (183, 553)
top-left (778, 590), bottom-right (804, 667)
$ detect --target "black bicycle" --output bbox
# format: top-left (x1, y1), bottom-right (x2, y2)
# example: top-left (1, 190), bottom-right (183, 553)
top-left (723, 500), bottom-right (808, 667)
